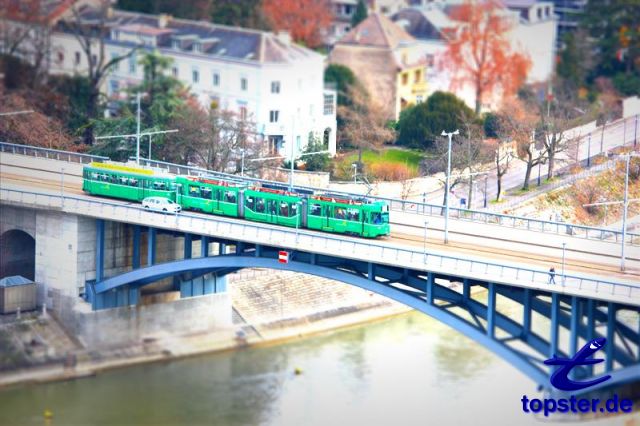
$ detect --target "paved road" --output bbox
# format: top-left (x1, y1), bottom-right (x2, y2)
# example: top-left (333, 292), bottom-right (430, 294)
top-left (424, 115), bottom-right (639, 209)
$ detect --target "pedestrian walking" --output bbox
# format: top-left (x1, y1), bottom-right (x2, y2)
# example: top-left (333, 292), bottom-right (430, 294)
top-left (548, 267), bottom-right (556, 284)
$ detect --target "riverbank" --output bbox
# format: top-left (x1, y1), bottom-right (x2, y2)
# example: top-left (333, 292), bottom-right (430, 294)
top-left (0, 269), bottom-right (412, 389)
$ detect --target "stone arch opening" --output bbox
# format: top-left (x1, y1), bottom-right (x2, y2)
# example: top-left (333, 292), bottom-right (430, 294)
top-left (323, 127), bottom-right (331, 147)
top-left (0, 230), bottom-right (35, 280)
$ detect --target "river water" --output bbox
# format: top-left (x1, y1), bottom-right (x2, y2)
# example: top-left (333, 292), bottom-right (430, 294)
top-left (0, 311), bottom-right (635, 426)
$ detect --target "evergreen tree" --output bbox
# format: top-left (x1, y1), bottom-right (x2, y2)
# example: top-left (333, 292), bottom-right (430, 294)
top-left (351, 0), bottom-right (368, 28)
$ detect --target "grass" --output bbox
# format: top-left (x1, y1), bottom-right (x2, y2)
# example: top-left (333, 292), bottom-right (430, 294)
top-left (334, 147), bottom-right (424, 180)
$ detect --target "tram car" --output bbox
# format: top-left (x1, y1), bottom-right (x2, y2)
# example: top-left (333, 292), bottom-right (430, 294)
top-left (82, 162), bottom-right (390, 238)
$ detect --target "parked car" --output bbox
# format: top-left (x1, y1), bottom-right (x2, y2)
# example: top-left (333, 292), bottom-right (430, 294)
top-left (142, 196), bottom-right (181, 213)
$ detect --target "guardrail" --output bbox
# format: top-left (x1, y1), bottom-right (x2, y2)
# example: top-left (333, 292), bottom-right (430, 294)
top-left (0, 141), bottom-right (108, 164)
top-left (2, 187), bottom-right (638, 305)
top-left (2, 141), bottom-right (638, 245)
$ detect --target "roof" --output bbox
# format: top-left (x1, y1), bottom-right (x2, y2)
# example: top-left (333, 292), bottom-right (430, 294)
top-left (54, 4), bottom-right (321, 64)
top-left (392, 7), bottom-right (454, 40)
top-left (0, 276), bottom-right (34, 287)
top-left (338, 13), bottom-right (415, 49)
top-left (2, 0), bottom-right (78, 24)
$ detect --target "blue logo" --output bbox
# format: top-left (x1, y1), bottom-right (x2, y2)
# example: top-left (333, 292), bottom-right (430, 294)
top-left (544, 337), bottom-right (612, 391)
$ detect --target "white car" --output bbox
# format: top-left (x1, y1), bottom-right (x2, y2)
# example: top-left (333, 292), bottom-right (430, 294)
top-left (142, 197), bottom-right (181, 213)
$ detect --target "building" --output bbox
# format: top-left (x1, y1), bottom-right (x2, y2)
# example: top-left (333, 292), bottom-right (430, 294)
top-left (538, 0), bottom-right (586, 46)
top-left (391, 0), bottom-right (556, 110)
top-left (6, 1), bottom-right (337, 158)
top-left (327, 0), bottom-right (409, 45)
top-left (329, 13), bottom-right (428, 120)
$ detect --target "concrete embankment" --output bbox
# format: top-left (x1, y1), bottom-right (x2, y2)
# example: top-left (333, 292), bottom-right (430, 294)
top-left (0, 270), bottom-right (410, 389)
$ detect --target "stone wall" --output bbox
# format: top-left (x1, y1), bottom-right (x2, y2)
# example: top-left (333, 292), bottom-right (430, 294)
top-left (260, 167), bottom-right (330, 189)
top-left (51, 289), bottom-right (231, 348)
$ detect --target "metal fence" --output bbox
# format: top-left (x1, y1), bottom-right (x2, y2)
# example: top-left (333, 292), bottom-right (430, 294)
top-left (0, 141), bottom-right (108, 164)
top-left (2, 187), bottom-right (638, 305)
top-left (2, 141), bottom-right (638, 246)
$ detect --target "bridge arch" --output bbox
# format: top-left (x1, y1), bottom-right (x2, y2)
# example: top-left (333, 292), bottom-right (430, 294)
top-left (0, 229), bottom-right (35, 280)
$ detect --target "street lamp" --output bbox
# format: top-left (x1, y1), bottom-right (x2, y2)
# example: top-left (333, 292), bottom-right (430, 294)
top-left (423, 220), bottom-right (428, 262)
top-left (352, 163), bottom-right (358, 184)
top-left (561, 242), bottom-right (567, 286)
top-left (441, 129), bottom-right (459, 244)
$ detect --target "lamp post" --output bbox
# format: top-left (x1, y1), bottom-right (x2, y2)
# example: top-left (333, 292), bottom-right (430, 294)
top-left (352, 163), bottom-right (358, 184)
top-left (240, 150), bottom-right (245, 176)
top-left (441, 129), bottom-right (459, 244)
top-left (587, 133), bottom-right (592, 167)
top-left (136, 92), bottom-right (141, 164)
top-left (561, 242), bottom-right (567, 286)
top-left (95, 129), bottom-right (179, 163)
top-left (423, 220), bottom-right (428, 262)
top-left (483, 175), bottom-right (488, 208)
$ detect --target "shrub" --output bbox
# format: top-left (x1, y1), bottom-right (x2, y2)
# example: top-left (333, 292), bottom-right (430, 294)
top-left (369, 162), bottom-right (416, 181)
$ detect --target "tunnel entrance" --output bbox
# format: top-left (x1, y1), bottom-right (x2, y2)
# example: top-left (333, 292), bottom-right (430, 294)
top-left (0, 230), bottom-right (35, 280)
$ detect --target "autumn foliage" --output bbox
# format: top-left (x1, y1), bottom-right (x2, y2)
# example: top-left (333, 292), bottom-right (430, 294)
top-left (261, 0), bottom-right (332, 48)
top-left (444, 0), bottom-right (531, 114)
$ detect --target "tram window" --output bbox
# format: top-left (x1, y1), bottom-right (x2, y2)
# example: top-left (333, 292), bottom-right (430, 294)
top-left (279, 202), bottom-right (288, 216)
top-left (246, 196), bottom-right (254, 210)
top-left (382, 212), bottom-right (389, 223)
top-left (202, 187), bottom-right (212, 200)
top-left (310, 204), bottom-right (321, 216)
top-left (189, 185), bottom-right (200, 197)
top-left (335, 208), bottom-right (346, 220)
top-left (225, 191), bottom-right (236, 203)
top-left (372, 213), bottom-right (382, 224)
top-left (256, 198), bottom-right (265, 213)
top-left (268, 200), bottom-right (276, 215)
top-left (130, 179), bottom-right (138, 187)
top-left (91, 172), bottom-right (98, 180)
top-left (291, 203), bottom-right (298, 217)
top-left (347, 209), bottom-right (360, 221)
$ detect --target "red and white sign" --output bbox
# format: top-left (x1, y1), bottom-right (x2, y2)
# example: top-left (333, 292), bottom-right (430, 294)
top-left (278, 251), bottom-right (289, 264)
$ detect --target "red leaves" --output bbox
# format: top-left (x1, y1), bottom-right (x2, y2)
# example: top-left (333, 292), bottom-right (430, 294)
top-left (444, 0), bottom-right (531, 112)
top-left (262, 0), bottom-right (332, 48)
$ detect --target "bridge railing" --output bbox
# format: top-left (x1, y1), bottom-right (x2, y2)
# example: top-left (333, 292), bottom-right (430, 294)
top-left (2, 187), bottom-right (638, 305)
top-left (2, 141), bottom-right (638, 246)
top-left (0, 141), bottom-right (108, 164)
top-left (134, 158), bottom-right (640, 246)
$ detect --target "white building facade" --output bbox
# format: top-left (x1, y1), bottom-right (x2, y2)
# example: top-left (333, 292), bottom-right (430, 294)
top-left (48, 8), bottom-right (337, 158)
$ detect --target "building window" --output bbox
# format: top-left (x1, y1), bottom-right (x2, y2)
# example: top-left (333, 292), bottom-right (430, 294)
top-left (193, 42), bottom-right (201, 53)
top-left (426, 54), bottom-right (434, 68)
top-left (269, 110), bottom-right (279, 123)
top-left (402, 73), bottom-right (408, 85)
top-left (213, 72), bottom-right (220, 86)
top-left (239, 106), bottom-right (247, 120)
top-left (128, 56), bottom-right (136, 74)
top-left (74, 51), bottom-right (81, 65)
top-left (414, 70), bottom-right (421, 83)
top-left (108, 80), bottom-right (119, 96)
top-left (271, 81), bottom-right (280, 93)
top-left (192, 69), bottom-right (199, 84)
top-left (172, 40), bottom-right (180, 49)
top-left (416, 95), bottom-right (423, 104)
top-left (172, 66), bottom-right (178, 77)
top-left (56, 51), bottom-right (64, 64)
top-left (323, 94), bottom-right (334, 115)
top-left (241, 77), bottom-right (248, 91)
top-left (110, 53), bottom-right (119, 71)
top-left (537, 8), bottom-right (542, 19)
top-left (91, 54), bottom-right (97, 66)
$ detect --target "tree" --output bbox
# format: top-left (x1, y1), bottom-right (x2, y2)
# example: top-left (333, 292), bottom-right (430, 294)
top-left (339, 85), bottom-right (395, 166)
top-left (164, 101), bottom-right (263, 173)
top-left (65, 1), bottom-right (140, 144)
top-left (351, 0), bottom-right (368, 28)
top-left (210, 0), bottom-right (270, 29)
top-left (582, 0), bottom-right (640, 80)
top-left (262, 0), bottom-right (332, 48)
top-left (324, 64), bottom-right (358, 107)
top-left (1, 0), bottom-right (54, 88)
top-left (300, 137), bottom-right (331, 172)
top-left (0, 88), bottom-right (75, 150)
top-left (444, 0), bottom-right (531, 114)
top-left (117, 0), bottom-right (213, 20)
top-left (496, 98), bottom-right (541, 191)
top-left (396, 91), bottom-right (473, 150)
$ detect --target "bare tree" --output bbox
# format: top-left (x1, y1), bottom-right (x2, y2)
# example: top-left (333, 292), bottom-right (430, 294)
top-left (486, 138), bottom-right (514, 201)
top-left (166, 100), bottom-right (265, 173)
top-left (496, 98), bottom-right (542, 191)
top-left (458, 111), bottom-right (492, 206)
top-left (338, 84), bottom-right (395, 167)
top-left (1, 0), bottom-right (54, 87)
top-left (65, 1), bottom-right (140, 144)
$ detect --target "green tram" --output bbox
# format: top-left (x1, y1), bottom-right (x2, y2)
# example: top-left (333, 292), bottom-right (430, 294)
top-left (82, 163), bottom-right (390, 238)
top-left (82, 162), bottom-right (177, 202)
